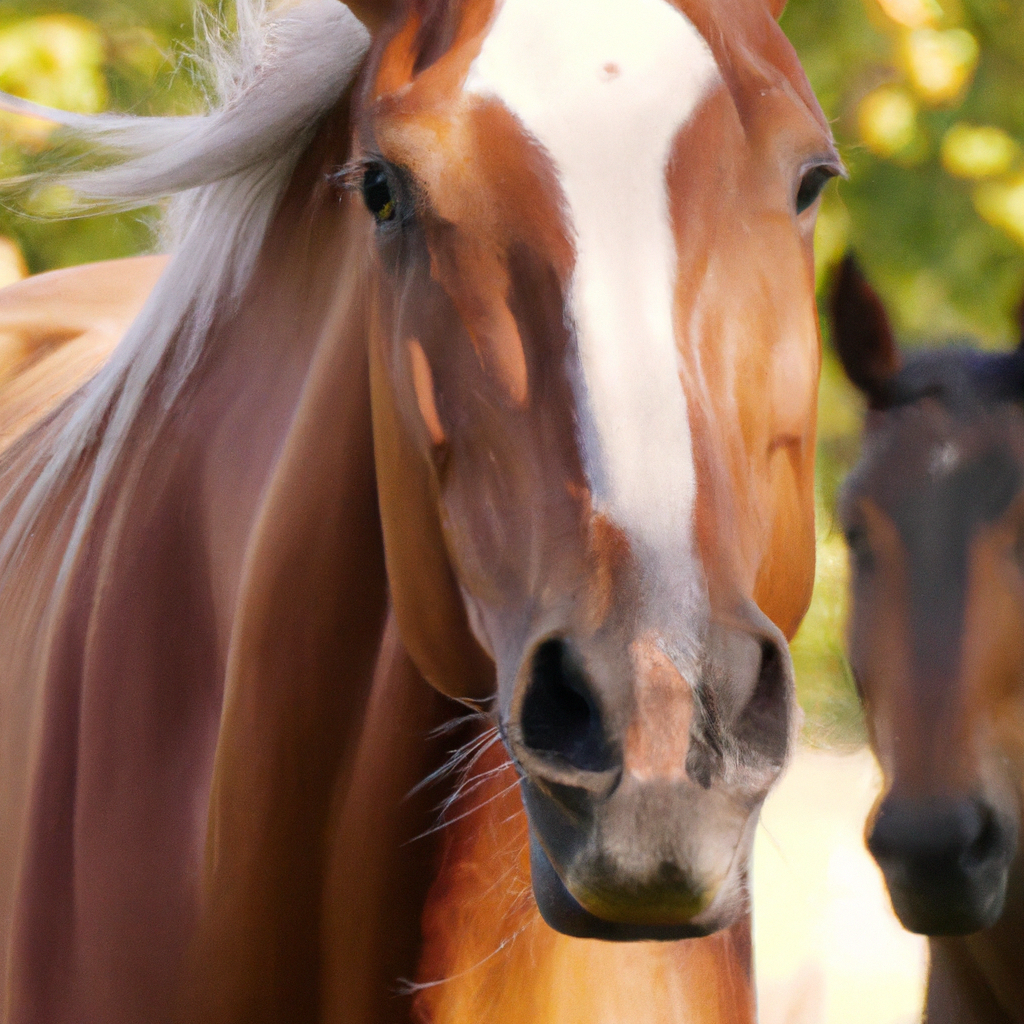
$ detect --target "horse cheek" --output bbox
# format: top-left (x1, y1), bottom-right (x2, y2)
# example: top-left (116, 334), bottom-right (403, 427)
top-left (752, 438), bottom-right (816, 641)
top-left (369, 327), bottom-right (495, 701)
top-left (962, 528), bottom-right (1024, 789)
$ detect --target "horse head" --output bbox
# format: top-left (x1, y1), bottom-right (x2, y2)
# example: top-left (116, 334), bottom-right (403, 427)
top-left (832, 255), bottom-right (1023, 936)
top-left (349, 0), bottom-right (838, 938)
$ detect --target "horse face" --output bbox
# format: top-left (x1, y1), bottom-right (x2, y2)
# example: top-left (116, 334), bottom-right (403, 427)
top-left (358, 0), bottom-right (836, 938)
top-left (834, 259), bottom-right (1024, 936)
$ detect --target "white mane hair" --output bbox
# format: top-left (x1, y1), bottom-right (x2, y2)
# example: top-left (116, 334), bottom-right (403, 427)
top-left (0, 0), bottom-right (370, 578)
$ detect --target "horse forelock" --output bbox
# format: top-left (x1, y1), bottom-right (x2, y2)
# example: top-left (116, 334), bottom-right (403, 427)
top-left (880, 348), bottom-right (1024, 413)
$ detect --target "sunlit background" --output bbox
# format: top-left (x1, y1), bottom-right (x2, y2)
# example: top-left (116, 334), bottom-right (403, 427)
top-left (1, 0), bottom-right (1022, 1021)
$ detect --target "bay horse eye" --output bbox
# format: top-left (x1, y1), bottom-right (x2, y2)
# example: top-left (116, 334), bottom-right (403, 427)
top-left (844, 525), bottom-right (874, 572)
top-left (361, 164), bottom-right (396, 224)
top-left (795, 164), bottom-right (838, 215)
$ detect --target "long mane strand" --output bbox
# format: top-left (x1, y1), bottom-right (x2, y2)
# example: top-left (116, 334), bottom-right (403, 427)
top-left (0, 0), bottom-right (370, 579)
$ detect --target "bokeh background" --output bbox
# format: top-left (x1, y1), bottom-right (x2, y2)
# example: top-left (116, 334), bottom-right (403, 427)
top-left (1, 0), bottom-right (1023, 748)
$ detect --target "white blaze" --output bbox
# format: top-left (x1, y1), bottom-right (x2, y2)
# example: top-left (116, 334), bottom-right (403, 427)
top-left (466, 0), bottom-right (721, 559)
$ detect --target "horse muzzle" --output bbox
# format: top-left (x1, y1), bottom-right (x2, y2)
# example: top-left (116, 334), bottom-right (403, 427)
top-left (502, 618), bottom-right (794, 940)
top-left (867, 794), bottom-right (1019, 935)
top-left (521, 770), bottom-right (752, 940)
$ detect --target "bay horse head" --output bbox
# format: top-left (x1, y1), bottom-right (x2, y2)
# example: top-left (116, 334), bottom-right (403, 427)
top-left (832, 256), bottom-right (1023, 936)
top-left (350, 0), bottom-right (839, 938)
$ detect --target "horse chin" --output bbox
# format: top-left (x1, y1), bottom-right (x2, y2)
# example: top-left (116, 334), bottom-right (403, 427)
top-left (884, 862), bottom-right (1012, 937)
top-left (527, 832), bottom-right (744, 942)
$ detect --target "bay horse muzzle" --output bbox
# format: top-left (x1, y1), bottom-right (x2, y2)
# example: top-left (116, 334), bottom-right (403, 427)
top-left (504, 620), bottom-right (794, 940)
top-left (867, 794), bottom-right (1019, 935)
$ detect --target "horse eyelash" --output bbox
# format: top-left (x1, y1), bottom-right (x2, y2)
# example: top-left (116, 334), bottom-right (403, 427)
top-left (327, 158), bottom-right (374, 194)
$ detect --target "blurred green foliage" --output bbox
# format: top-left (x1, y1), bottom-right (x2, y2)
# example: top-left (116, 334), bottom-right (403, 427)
top-left (0, 0), bottom-right (1022, 746)
top-left (0, 0), bottom-right (205, 273)
top-left (786, 0), bottom-right (1024, 343)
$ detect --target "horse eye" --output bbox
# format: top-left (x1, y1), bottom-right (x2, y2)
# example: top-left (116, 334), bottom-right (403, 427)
top-left (796, 165), bottom-right (838, 215)
top-left (361, 164), bottom-right (396, 224)
top-left (844, 526), bottom-right (874, 572)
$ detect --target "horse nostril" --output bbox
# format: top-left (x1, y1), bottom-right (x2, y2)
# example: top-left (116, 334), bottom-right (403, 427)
top-left (962, 807), bottom-right (1004, 868)
top-left (869, 797), bottom-right (996, 865)
top-left (519, 638), bottom-right (613, 773)
top-left (732, 637), bottom-right (790, 765)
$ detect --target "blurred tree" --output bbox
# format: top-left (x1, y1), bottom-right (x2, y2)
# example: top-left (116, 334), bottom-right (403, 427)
top-left (785, 0), bottom-right (1024, 343)
top-left (0, 0), bottom-right (206, 274)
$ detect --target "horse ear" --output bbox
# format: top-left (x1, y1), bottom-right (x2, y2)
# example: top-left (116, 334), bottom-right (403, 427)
top-left (344, 0), bottom-right (399, 33)
top-left (829, 254), bottom-right (901, 407)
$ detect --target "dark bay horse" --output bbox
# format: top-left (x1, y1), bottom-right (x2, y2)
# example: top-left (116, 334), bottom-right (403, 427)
top-left (0, 0), bottom-right (838, 1019)
top-left (832, 256), bottom-right (1024, 1023)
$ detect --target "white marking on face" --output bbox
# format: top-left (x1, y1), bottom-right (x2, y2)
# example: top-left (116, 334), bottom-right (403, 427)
top-left (929, 441), bottom-right (960, 479)
top-left (466, 0), bottom-right (721, 571)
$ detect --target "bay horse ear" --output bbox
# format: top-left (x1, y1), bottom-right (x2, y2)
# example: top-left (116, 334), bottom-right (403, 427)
top-left (344, 0), bottom-right (399, 33)
top-left (829, 254), bottom-right (901, 408)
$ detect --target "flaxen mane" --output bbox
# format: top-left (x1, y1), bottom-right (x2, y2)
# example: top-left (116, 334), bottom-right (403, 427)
top-left (0, 0), bottom-right (369, 578)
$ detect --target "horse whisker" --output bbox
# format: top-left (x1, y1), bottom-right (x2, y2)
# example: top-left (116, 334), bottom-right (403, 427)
top-left (404, 778), bottom-right (522, 845)
top-left (406, 726), bottom-right (500, 799)
top-left (435, 761), bottom-right (514, 815)
top-left (393, 920), bottom-right (532, 996)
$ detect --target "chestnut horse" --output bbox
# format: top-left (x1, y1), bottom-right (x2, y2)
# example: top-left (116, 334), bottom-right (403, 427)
top-left (0, 0), bottom-right (837, 1019)
top-left (832, 257), bottom-right (1024, 1024)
